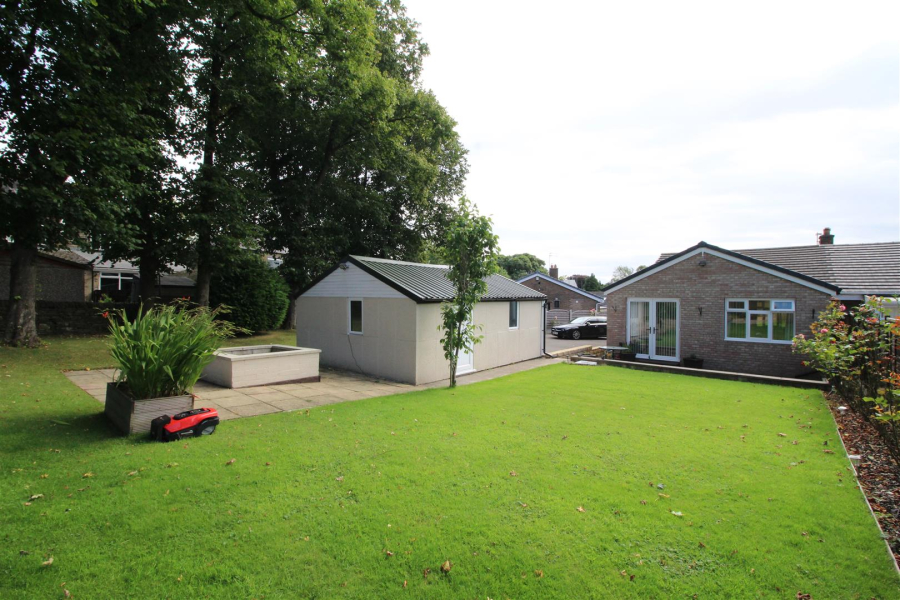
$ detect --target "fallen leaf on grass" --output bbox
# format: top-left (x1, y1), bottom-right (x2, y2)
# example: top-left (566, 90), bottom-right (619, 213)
top-left (40, 474), bottom-right (48, 479)
top-left (796, 593), bottom-right (812, 600)
top-left (576, 506), bottom-right (586, 513)
top-left (41, 556), bottom-right (53, 567)
top-left (403, 580), bottom-right (407, 588)
top-left (225, 459), bottom-right (236, 466)
top-left (335, 476), bottom-right (344, 482)
top-left (82, 472), bottom-right (94, 478)
top-left (28, 494), bottom-right (43, 501)
top-left (127, 471), bottom-right (138, 476)
top-left (534, 569), bottom-right (544, 578)
top-left (640, 500), bottom-right (647, 505)
top-left (658, 493), bottom-right (670, 499)
top-left (384, 550), bottom-right (394, 557)
top-left (777, 433), bottom-right (787, 437)
top-left (509, 471), bottom-right (518, 477)
top-left (441, 560), bottom-right (452, 573)
top-left (422, 568), bottom-right (430, 579)
top-left (671, 511), bottom-right (683, 517)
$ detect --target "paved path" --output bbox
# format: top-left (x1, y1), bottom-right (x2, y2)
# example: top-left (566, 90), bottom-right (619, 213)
top-left (545, 335), bottom-right (605, 354)
top-left (64, 357), bottom-right (564, 421)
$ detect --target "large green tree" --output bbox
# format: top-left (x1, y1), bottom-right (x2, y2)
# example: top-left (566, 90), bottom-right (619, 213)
top-left (497, 253), bottom-right (547, 280)
top-left (90, 1), bottom-right (190, 304)
top-left (256, 0), bottom-right (467, 326)
top-left (0, 1), bottom-right (158, 345)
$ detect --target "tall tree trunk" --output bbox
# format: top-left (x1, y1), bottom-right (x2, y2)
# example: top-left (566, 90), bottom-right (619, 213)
top-left (196, 254), bottom-right (211, 307)
top-left (4, 241), bottom-right (40, 347)
top-left (138, 253), bottom-right (160, 308)
top-left (282, 291), bottom-right (297, 330)
top-left (195, 50), bottom-right (223, 308)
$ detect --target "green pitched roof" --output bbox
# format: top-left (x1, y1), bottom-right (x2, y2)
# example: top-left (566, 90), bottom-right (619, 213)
top-left (349, 256), bottom-right (546, 303)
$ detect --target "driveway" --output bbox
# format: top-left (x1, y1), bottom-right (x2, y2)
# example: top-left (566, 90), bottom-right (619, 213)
top-left (545, 334), bottom-right (605, 355)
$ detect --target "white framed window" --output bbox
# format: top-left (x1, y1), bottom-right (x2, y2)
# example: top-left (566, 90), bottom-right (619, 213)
top-left (509, 301), bottom-right (519, 329)
top-left (725, 299), bottom-right (795, 343)
top-left (348, 299), bottom-right (363, 334)
top-left (99, 272), bottom-right (133, 291)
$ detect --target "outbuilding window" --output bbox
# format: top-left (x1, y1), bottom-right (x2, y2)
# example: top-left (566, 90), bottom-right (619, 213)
top-left (725, 299), bottom-right (794, 343)
top-left (509, 301), bottom-right (519, 329)
top-left (553, 298), bottom-right (560, 309)
top-left (349, 299), bottom-right (363, 334)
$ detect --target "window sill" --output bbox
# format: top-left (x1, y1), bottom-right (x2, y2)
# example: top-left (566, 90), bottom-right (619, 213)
top-left (724, 337), bottom-right (793, 345)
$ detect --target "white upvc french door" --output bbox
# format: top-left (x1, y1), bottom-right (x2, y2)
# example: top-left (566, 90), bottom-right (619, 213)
top-left (627, 299), bottom-right (680, 361)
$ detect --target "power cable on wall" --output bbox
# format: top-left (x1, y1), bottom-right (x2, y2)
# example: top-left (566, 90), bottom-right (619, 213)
top-left (346, 332), bottom-right (366, 376)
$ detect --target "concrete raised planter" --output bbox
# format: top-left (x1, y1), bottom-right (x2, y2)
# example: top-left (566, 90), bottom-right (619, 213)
top-left (201, 345), bottom-right (321, 388)
top-left (105, 382), bottom-right (194, 435)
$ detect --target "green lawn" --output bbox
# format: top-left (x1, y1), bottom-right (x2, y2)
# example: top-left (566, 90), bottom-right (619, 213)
top-left (1, 336), bottom-right (897, 598)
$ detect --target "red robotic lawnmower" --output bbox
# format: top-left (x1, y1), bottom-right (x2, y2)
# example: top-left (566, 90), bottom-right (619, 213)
top-left (150, 407), bottom-right (220, 442)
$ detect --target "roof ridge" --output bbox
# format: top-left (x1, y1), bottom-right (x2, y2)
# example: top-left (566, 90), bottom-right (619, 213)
top-left (351, 255), bottom-right (449, 269)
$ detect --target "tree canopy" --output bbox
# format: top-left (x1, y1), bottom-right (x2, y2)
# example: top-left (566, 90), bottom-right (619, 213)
top-left (1, 0), bottom-right (468, 343)
top-left (496, 253), bottom-right (547, 280)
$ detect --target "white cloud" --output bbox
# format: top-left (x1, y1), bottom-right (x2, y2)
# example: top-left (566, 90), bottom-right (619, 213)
top-left (404, 0), bottom-right (900, 282)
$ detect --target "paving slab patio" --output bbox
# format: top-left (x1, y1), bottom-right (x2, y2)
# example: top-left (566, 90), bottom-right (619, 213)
top-left (64, 357), bottom-right (564, 420)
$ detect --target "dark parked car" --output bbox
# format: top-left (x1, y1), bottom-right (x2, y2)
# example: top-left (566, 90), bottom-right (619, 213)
top-left (551, 316), bottom-right (607, 340)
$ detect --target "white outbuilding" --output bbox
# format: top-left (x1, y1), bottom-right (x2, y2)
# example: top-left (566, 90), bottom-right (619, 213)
top-left (296, 256), bottom-right (546, 385)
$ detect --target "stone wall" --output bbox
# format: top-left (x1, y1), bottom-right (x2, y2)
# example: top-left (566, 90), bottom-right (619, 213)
top-left (0, 301), bottom-right (139, 336)
top-left (0, 253), bottom-right (92, 302)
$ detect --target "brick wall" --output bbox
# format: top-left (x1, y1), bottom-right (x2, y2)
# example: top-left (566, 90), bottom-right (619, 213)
top-left (518, 276), bottom-right (602, 311)
top-left (605, 253), bottom-right (830, 377)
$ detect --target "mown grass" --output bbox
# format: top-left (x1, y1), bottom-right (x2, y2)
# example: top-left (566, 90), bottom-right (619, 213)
top-left (1, 336), bottom-right (897, 598)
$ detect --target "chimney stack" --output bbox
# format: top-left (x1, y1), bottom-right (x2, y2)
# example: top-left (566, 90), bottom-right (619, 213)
top-left (549, 264), bottom-right (558, 279)
top-left (818, 227), bottom-right (834, 245)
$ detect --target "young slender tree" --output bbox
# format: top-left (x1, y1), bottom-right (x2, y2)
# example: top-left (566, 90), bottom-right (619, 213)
top-left (439, 199), bottom-right (498, 388)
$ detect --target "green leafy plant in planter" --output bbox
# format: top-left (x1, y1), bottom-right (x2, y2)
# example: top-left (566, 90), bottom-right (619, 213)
top-left (104, 302), bottom-right (242, 434)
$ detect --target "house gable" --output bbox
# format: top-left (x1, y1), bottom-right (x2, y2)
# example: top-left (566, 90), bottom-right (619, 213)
top-left (300, 262), bottom-right (408, 300)
top-left (603, 242), bottom-right (840, 296)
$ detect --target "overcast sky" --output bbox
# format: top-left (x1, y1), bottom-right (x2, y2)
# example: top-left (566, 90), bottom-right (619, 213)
top-left (402, 0), bottom-right (900, 281)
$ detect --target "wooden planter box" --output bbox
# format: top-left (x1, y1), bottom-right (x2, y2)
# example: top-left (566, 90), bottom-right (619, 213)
top-left (105, 382), bottom-right (193, 435)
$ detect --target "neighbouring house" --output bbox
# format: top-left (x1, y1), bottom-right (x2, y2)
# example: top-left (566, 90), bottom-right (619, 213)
top-left (602, 229), bottom-right (900, 378)
top-left (517, 265), bottom-right (605, 311)
top-left (295, 256), bottom-right (546, 385)
top-left (0, 248), bottom-right (93, 302)
top-left (65, 248), bottom-right (195, 302)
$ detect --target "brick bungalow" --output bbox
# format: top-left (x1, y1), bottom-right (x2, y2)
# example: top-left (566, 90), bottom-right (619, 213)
top-left (602, 231), bottom-right (900, 378)
top-left (517, 265), bottom-right (605, 311)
